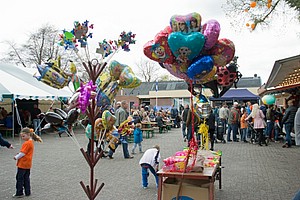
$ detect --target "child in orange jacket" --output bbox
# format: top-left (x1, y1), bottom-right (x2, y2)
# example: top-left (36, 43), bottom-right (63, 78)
top-left (13, 127), bottom-right (42, 198)
top-left (240, 109), bottom-right (248, 143)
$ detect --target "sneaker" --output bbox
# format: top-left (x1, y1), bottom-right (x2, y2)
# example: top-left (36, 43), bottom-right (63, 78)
top-left (125, 156), bottom-right (134, 159)
top-left (143, 186), bottom-right (148, 189)
top-left (108, 155), bottom-right (114, 159)
top-left (282, 143), bottom-right (289, 148)
top-left (13, 194), bottom-right (24, 198)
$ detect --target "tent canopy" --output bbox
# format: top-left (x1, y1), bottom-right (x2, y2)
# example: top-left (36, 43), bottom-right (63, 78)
top-left (0, 63), bottom-right (73, 100)
top-left (209, 89), bottom-right (260, 101)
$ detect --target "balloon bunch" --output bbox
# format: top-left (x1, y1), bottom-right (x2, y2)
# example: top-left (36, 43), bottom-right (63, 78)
top-left (96, 60), bottom-right (141, 108)
top-left (34, 56), bottom-right (71, 89)
top-left (95, 31), bottom-right (136, 59)
top-left (41, 108), bottom-right (79, 137)
top-left (59, 20), bottom-right (94, 49)
top-left (144, 12), bottom-right (242, 98)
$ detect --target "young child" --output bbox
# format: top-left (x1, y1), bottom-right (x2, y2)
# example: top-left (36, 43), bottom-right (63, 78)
top-left (13, 127), bottom-right (42, 198)
top-left (240, 109), bottom-right (248, 143)
top-left (131, 123), bottom-right (143, 154)
top-left (139, 145), bottom-right (161, 189)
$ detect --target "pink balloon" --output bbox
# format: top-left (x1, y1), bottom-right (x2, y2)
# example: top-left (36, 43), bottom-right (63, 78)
top-left (206, 38), bottom-right (235, 66)
top-left (163, 63), bottom-right (190, 80)
top-left (202, 19), bottom-right (220, 50)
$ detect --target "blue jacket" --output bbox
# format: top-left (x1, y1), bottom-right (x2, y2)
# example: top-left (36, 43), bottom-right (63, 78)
top-left (133, 127), bottom-right (143, 143)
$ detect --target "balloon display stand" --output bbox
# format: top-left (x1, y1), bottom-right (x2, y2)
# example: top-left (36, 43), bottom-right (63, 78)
top-left (79, 60), bottom-right (106, 200)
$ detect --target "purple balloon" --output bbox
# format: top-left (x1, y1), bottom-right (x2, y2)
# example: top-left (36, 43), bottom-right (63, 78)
top-left (202, 19), bottom-right (220, 50)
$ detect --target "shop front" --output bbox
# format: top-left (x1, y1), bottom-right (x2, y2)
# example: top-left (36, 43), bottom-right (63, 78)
top-left (260, 55), bottom-right (300, 107)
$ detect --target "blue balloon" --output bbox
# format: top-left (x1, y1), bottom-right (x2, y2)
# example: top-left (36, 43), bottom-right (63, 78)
top-left (187, 55), bottom-right (214, 80)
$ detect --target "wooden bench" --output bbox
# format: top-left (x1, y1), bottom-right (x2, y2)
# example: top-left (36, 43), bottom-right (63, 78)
top-left (158, 125), bottom-right (168, 134)
top-left (165, 122), bottom-right (174, 130)
top-left (141, 128), bottom-right (154, 139)
top-left (0, 127), bottom-right (13, 137)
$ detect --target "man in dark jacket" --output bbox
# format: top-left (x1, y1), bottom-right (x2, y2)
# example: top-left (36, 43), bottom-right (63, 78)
top-left (207, 110), bottom-right (216, 150)
top-left (282, 100), bottom-right (298, 148)
top-left (181, 104), bottom-right (189, 141)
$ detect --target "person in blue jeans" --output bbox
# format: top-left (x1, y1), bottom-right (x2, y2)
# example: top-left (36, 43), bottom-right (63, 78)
top-left (0, 133), bottom-right (14, 149)
top-left (282, 100), bottom-right (297, 148)
top-left (139, 145), bottom-right (160, 189)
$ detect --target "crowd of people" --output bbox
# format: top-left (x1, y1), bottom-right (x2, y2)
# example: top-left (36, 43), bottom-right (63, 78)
top-left (213, 99), bottom-right (299, 148)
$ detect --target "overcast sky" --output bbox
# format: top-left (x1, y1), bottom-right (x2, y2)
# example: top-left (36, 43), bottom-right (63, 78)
top-left (0, 0), bottom-right (299, 84)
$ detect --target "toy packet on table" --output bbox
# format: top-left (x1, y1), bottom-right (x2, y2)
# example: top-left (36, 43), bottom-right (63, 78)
top-left (162, 150), bottom-right (205, 173)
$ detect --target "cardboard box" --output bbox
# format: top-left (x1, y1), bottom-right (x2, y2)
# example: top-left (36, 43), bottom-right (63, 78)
top-left (162, 178), bottom-right (209, 200)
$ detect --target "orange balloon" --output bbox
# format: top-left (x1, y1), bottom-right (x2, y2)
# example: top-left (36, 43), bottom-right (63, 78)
top-left (250, 1), bottom-right (256, 8)
top-left (246, 23), bottom-right (250, 27)
top-left (251, 23), bottom-right (256, 30)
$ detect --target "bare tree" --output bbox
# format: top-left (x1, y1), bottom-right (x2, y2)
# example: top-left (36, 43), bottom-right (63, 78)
top-left (223, 0), bottom-right (300, 31)
top-left (1, 24), bottom-right (62, 67)
top-left (157, 74), bottom-right (180, 81)
top-left (135, 58), bottom-right (161, 82)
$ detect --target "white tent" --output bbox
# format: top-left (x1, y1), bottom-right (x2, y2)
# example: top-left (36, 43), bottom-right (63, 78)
top-left (0, 63), bottom-right (74, 139)
top-left (0, 63), bottom-right (73, 100)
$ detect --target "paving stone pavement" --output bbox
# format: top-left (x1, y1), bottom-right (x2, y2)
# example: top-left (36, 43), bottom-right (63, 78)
top-left (1, 127), bottom-right (300, 200)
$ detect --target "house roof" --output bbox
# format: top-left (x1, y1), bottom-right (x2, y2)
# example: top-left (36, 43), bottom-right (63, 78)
top-left (122, 76), bottom-right (262, 96)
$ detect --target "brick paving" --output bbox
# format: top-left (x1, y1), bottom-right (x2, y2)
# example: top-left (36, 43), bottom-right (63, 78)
top-left (1, 127), bottom-right (300, 200)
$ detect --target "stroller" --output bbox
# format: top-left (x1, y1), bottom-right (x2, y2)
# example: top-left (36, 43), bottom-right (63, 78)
top-left (247, 121), bottom-right (259, 144)
top-left (247, 121), bottom-right (269, 145)
top-left (215, 119), bottom-right (226, 143)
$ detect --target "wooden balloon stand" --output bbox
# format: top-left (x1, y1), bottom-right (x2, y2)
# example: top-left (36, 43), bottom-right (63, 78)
top-left (79, 60), bottom-right (106, 200)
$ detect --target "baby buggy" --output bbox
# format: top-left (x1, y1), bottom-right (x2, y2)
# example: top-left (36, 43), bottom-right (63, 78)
top-left (215, 119), bottom-right (226, 143)
top-left (247, 121), bottom-right (259, 144)
top-left (247, 121), bottom-right (269, 145)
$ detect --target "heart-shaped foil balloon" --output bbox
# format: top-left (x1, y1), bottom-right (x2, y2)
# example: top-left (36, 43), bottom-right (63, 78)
top-left (168, 32), bottom-right (205, 64)
top-left (143, 26), bottom-right (174, 64)
top-left (205, 38), bottom-right (235, 66)
top-left (187, 55), bottom-right (214, 80)
top-left (170, 12), bottom-right (202, 33)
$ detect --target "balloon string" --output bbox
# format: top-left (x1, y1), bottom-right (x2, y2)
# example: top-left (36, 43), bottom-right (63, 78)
top-left (35, 100), bottom-right (56, 135)
top-left (67, 128), bottom-right (81, 149)
top-left (74, 49), bottom-right (85, 63)
top-left (183, 80), bottom-right (196, 173)
top-left (84, 45), bottom-right (90, 62)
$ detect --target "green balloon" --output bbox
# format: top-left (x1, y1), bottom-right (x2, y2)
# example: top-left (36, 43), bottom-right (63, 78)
top-left (64, 31), bottom-right (74, 40)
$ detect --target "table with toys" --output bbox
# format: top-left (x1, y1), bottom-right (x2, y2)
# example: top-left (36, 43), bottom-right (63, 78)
top-left (157, 149), bottom-right (222, 200)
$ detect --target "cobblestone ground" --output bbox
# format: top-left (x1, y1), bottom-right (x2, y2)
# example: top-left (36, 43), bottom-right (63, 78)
top-left (1, 127), bottom-right (300, 200)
